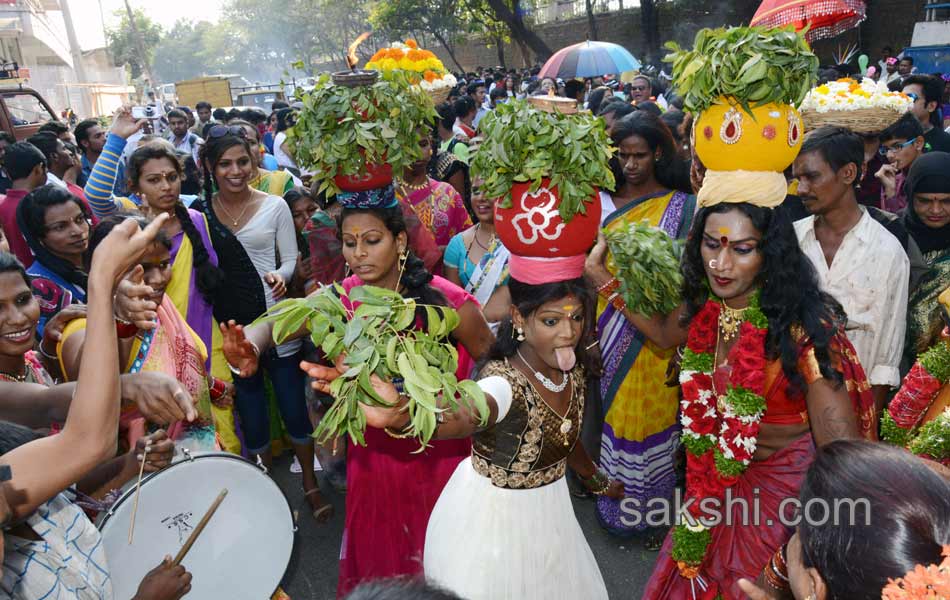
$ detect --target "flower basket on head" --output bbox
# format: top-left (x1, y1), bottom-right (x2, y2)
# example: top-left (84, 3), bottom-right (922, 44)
top-left (799, 77), bottom-right (913, 134)
top-left (365, 40), bottom-right (458, 106)
top-left (289, 71), bottom-right (436, 197)
top-left (472, 99), bottom-right (614, 259)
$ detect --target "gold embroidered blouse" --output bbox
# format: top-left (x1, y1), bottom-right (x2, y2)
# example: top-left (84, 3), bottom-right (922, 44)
top-left (471, 359), bottom-right (585, 490)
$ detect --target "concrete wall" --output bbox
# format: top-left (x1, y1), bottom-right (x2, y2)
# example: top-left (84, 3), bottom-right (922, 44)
top-left (434, 0), bottom-right (928, 72)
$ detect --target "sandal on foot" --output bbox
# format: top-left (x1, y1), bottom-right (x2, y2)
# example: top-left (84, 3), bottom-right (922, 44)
top-left (304, 487), bottom-right (334, 523)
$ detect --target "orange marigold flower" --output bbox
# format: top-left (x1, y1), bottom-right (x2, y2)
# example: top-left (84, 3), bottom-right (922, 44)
top-left (406, 49), bottom-right (426, 62)
top-left (420, 50), bottom-right (436, 60)
top-left (405, 39), bottom-right (418, 49)
top-left (423, 70), bottom-right (438, 82)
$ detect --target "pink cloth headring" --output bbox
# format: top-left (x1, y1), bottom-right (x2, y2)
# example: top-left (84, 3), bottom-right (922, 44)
top-left (508, 254), bottom-right (586, 284)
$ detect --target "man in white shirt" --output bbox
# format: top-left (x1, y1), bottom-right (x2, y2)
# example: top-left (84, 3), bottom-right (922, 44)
top-left (793, 126), bottom-right (909, 414)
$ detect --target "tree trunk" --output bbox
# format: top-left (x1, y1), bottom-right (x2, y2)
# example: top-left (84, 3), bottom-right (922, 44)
top-left (123, 0), bottom-right (159, 88)
top-left (494, 34), bottom-right (506, 68)
top-left (485, 0), bottom-right (552, 62)
top-left (433, 31), bottom-right (466, 72)
top-left (586, 0), bottom-right (599, 40)
top-left (640, 0), bottom-right (659, 65)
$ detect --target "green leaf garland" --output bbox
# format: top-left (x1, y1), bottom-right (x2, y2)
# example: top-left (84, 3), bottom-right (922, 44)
top-left (725, 386), bottom-right (767, 417)
top-left (681, 347), bottom-right (714, 373)
top-left (919, 341), bottom-right (950, 384)
top-left (471, 99), bottom-right (614, 222)
top-left (672, 525), bottom-right (711, 566)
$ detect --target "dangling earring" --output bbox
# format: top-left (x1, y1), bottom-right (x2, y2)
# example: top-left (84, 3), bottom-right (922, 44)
top-left (515, 326), bottom-right (525, 342)
top-left (398, 251), bottom-right (408, 273)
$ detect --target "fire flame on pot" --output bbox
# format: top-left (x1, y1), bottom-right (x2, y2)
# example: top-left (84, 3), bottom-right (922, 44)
top-left (347, 32), bottom-right (372, 71)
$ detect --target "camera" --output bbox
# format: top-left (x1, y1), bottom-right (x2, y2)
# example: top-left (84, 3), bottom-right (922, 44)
top-left (131, 105), bottom-right (156, 119)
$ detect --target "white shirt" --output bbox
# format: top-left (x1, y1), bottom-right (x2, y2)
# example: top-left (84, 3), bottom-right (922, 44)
top-left (273, 131), bottom-right (296, 169)
top-left (795, 208), bottom-right (908, 387)
top-left (46, 172), bottom-right (68, 190)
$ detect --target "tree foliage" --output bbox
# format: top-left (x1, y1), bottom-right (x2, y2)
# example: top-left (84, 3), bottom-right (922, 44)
top-left (105, 8), bottom-right (163, 80)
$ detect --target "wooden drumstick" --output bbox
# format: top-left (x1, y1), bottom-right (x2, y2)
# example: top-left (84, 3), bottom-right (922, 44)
top-left (173, 488), bottom-right (228, 566)
top-left (127, 444), bottom-right (150, 544)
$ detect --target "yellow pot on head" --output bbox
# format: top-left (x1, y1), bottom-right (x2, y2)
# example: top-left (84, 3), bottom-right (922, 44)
top-left (692, 97), bottom-right (803, 172)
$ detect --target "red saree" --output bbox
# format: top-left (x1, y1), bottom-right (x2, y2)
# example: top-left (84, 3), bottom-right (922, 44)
top-left (643, 333), bottom-right (875, 600)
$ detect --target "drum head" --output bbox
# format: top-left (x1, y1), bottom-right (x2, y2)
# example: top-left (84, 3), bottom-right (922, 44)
top-left (98, 452), bottom-right (294, 598)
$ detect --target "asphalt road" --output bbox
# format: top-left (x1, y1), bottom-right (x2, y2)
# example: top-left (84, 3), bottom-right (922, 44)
top-left (272, 453), bottom-right (659, 600)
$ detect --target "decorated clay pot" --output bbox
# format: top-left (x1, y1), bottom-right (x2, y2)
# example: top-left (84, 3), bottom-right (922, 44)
top-left (494, 179), bottom-right (601, 257)
top-left (334, 162), bottom-right (393, 192)
top-left (692, 97), bottom-right (803, 172)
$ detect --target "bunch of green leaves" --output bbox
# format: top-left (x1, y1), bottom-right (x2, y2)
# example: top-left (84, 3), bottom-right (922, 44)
top-left (255, 284), bottom-right (488, 449)
top-left (288, 71), bottom-right (437, 198)
top-left (471, 99), bottom-right (614, 222)
top-left (663, 26), bottom-right (819, 115)
top-left (604, 220), bottom-right (683, 317)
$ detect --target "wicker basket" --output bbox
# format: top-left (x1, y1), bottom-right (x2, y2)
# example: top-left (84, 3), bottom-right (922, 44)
top-left (527, 95), bottom-right (579, 115)
top-left (427, 87), bottom-right (451, 106)
top-left (801, 107), bottom-right (905, 135)
top-left (332, 70), bottom-right (379, 88)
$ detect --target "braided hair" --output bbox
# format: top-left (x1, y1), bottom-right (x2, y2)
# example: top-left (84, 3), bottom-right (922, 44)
top-left (127, 144), bottom-right (224, 303)
top-left (16, 184), bottom-right (89, 289)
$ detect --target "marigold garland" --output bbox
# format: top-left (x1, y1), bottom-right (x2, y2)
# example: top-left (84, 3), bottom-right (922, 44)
top-left (672, 292), bottom-right (769, 581)
top-left (883, 337), bottom-right (950, 465)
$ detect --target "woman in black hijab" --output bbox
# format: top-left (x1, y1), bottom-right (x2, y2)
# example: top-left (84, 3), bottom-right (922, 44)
top-left (900, 151), bottom-right (950, 369)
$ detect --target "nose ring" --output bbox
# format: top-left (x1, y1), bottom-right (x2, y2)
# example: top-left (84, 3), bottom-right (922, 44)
top-left (708, 259), bottom-right (718, 269)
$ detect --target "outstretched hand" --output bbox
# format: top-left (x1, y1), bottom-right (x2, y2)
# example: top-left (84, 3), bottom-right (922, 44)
top-left (110, 106), bottom-right (148, 140)
top-left (220, 320), bottom-right (260, 378)
top-left (300, 357), bottom-right (408, 430)
top-left (115, 265), bottom-right (159, 331)
top-left (121, 372), bottom-right (198, 424)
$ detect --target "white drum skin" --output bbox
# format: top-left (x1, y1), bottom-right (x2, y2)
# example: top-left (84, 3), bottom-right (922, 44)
top-left (98, 452), bottom-right (295, 599)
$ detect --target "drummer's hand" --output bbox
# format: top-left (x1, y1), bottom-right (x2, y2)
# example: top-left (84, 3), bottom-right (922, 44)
top-left (220, 320), bottom-right (260, 378)
top-left (132, 430), bottom-right (175, 474)
top-left (121, 372), bottom-right (198, 424)
top-left (133, 556), bottom-right (192, 600)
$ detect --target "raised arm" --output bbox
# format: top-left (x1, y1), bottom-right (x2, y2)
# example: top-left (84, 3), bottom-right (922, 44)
top-left (584, 234), bottom-right (689, 349)
top-left (0, 214), bottom-right (168, 520)
top-left (83, 108), bottom-right (146, 219)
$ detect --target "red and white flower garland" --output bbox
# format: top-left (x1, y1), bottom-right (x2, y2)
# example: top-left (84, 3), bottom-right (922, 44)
top-left (672, 295), bottom-right (769, 586)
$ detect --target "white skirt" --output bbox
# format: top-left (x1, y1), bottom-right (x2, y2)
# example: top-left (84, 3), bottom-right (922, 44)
top-left (424, 457), bottom-right (609, 600)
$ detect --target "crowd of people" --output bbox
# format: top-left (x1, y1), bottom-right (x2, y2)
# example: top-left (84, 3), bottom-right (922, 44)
top-left (0, 27), bottom-right (946, 600)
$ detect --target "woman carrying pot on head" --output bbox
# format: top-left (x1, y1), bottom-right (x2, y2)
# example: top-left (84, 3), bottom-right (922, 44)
top-left (194, 126), bottom-right (330, 519)
top-left (221, 190), bottom-right (494, 597)
top-left (590, 110), bottom-right (695, 547)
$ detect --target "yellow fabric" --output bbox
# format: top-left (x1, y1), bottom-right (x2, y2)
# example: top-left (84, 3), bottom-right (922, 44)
top-left (117, 197), bottom-right (138, 211)
top-left (697, 169), bottom-right (789, 209)
top-left (601, 192), bottom-right (680, 441)
top-left (251, 170), bottom-right (294, 196)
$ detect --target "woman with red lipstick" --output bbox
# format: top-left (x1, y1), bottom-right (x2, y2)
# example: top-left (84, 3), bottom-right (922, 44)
top-left (587, 111), bottom-right (694, 547)
top-left (901, 151), bottom-right (950, 369)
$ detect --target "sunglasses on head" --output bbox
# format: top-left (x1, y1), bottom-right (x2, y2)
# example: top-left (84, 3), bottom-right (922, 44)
top-left (208, 125), bottom-right (248, 139)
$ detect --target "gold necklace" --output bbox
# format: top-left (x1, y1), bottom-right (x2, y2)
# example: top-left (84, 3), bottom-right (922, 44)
top-left (718, 300), bottom-right (748, 343)
top-left (513, 356), bottom-right (574, 446)
top-left (215, 195), bottom-right (251, 227)
top-left (397, 177), bottom-right (429, 191)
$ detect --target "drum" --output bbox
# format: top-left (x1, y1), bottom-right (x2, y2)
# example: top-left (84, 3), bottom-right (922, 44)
top-left (98, 452), bottom-right (295, 598)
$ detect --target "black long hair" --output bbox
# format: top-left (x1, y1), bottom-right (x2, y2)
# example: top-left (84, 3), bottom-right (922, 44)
top-left (198, 130), bottom-right (255, 210)
top-left (609, 111), bottom-right (686, 193)
top-left (799, 440), bottom-right (950, 599)
top-left (338, 205), bottom-right (448, 320)
top-left (84, 213), bottom-right (172, 270)
top-left (16, 184), bottom-right (89, 289)
top-left (682, 203), bottom-right (846, 391)
top-left (487, 277), bottom-right (601, 375)
top-left (127, 144), bottom-right (224, 303)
